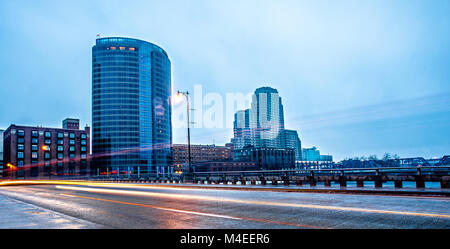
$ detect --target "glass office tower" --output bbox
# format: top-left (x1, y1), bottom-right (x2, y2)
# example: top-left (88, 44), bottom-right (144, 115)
top-left (92, 37), bottom-right (172, 176)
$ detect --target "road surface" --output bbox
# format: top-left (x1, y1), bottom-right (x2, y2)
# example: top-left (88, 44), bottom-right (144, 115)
top-left (0, 182), bottom-right (449, 229)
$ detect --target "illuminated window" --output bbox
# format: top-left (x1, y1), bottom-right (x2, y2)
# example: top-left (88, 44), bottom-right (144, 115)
top-left (110, 46), bottom-right (116, 50)
top-left (129, 47), bottom-right (135, 51)
top-left (119, 47), bottom-right (125, 50)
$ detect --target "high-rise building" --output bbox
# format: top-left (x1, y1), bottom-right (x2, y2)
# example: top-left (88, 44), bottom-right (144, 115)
top-left (231, 109), bottom-right (251, 150)
top-left (283, 129), bottom-right (302, 161)
top-left (249, 87), bottom-right (285, 148)
top-left (92, 37), bottom-right (172, 176)
top-left (2, 121), bottom-right (90, 178)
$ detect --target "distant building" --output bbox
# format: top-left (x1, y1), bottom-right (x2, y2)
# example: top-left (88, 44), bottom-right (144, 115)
top-left (233, 146), bottom-right (295, 170)
top-left (231, 87), bottom-right (287, 150)
top-left (62, 118), bottom-right (80, 130)
top-left (249, 87), bottom-right (286, 148)
top-left (172, 144), bottom-right (232, 167)
top-left (2, 120), bottom-right (90, 179)
top-left (283, 129), bottom-right (302, 161)
top-left (302, 146), bottom-right (333, 162)
top-left (231, 109), bottom-right (251, 150)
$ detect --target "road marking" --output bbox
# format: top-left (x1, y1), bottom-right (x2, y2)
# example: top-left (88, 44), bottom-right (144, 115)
top-left (60, 193), bottom-right (324, 228)
top-left (56, 185), bottom-right (450, 219)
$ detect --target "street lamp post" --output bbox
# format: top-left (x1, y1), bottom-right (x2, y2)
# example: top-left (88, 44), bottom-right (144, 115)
top-left (177, 90), bottom-right (193, 181)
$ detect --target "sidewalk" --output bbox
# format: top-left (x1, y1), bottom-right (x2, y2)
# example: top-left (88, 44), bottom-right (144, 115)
top-left (0, 194), bottom-right (101, 229)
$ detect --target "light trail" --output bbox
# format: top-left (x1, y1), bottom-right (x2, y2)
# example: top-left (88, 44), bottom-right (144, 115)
top-left (56, 185), bottom-right (450, 219)
top-left (60, 193), bottom-right (326, 228)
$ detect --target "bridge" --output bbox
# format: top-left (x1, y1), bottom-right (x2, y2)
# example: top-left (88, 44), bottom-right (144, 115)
top-left (88, 166), bottom-right (450, 190)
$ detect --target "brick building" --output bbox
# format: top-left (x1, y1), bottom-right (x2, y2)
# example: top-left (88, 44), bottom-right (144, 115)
top-left (3, 119), bottom-right (90, 179)
top-left (172, 144), bottom-right (232, 166)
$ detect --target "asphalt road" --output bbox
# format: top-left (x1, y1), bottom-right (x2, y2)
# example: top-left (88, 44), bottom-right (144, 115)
top-left (0, 182), bottom-right (449, 229)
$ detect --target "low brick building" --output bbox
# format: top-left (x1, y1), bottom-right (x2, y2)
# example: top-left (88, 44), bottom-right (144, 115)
top-left (3, 119), bottom-right (90, 179)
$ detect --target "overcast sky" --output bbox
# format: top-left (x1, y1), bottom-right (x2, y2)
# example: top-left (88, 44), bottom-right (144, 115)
top-left (0, 0), bottom-right (449, 160)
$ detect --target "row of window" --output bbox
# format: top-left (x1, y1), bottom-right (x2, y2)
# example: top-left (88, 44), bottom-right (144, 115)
top-left (16, 130), bottom-right (87, 139)
top-left (17, 151), bottom-right (87, 160)
top-left (93, 72), bottom-right (140, 78)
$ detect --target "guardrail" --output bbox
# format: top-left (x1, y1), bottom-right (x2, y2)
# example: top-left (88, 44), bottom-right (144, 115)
top-left (87, 165), bottom-right (450, 189)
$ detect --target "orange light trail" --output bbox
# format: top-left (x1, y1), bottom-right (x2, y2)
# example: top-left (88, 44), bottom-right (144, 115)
top-left (55, 185), bottom-right (450, 219)
top-left (59, 193), bottom-right (326, 229)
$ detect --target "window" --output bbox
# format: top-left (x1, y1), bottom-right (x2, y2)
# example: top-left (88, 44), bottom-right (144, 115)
top-left (45, 139), bottom-right (52, 145)
top-left (81, 154), bottom-right (87, 159)
top-left (69, 146), bottom-right (75, 152)
top-left (32, 130), bottom-right (38, 137)
top-left (58, 140), bottom-right (64, 145)
top-left (18, 161), bottom-right (24, 166)
top-left (58, 132), bottom-right (64, 138)
top-left (69, 133), bottom-right (75, 139)
top-left (81, 134), bottom-right (87, 139)
top-left (18, 152), bottom-right (24, 159)
top-left (69, 154), bottom-right (75, 158)
top-left (57, 146), bottom-right (64, 152)
top-left (32, 138), bottom-right (38, 144)
top-left (44, 152), bottom-right (51, 159)
top-left (58, 153), bottom-right (63, 159)
top-left (81, 140), bottom-right (87, 145)
top-left (69, 140), bottom-right (75, 145)
top-left (32, 152), bottom-right (38, 159)
top-left (17, 144), bottom-right (24, 151)
top-left (81, 146), bottom-right (86, 152)
top-left (18, 138), bottom-right (25, 143)
top-left (45, 131), bottom-right (51, 138)
top-left (18, 130), bottom-right (25, 137)
top-left (32, 145), bottom-right (38, 151)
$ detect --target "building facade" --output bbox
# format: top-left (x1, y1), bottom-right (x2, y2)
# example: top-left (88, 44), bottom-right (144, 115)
top-left (195, 160), bottom-right (258, 172)
top-left (302, 146), bottom-right (333, 162)
top-left (233, 146), bottom-right (295, 170)
top-left (172, 144), bottom-right (231, 168)
top-left (231, 109), bottom-right (251, 150)
top-left (2, 119), bottom-right (90, 179)
top-left (92, 37), bottom-right (172, 176)
top-left (249, 87), bottom-right (286, 148)
top-left (283, 129), bottom-right (302, 161)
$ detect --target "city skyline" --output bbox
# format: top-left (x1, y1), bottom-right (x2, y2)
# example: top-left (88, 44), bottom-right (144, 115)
top-left (1, 0), bottom-right (450, 161)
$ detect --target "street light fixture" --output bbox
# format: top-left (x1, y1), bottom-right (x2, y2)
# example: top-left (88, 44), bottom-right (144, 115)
top-left (176, 90), bottom-right (193, 181)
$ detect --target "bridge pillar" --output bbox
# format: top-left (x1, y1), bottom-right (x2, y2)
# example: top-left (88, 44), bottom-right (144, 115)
top-left (250, 180), bottom-right (256, 185)
top-left (441, 181), bottom-right (449, 189)
top-left (339, 178), bottom-right (347, 187)
top-left (324, 180), bottom-right (331, 187)
top-left (260, 178), bottom-right (266, 186)
top-left (296, 180), bottom-right (303, 186)
top-left (356, 180), bottom-right (364, 188)
top-left (232, 179), bottom-right (237, 185)
top-left (284, 178), bottom-right (290, 186)
top-left (272, 180), bottom-right (278, 186)
top-left (375, 180), bottom-right (383, 188)
top-left (309, 179), bottom-right (316, 187)
top-left (240, 178), bottom-right (246, 185)
top-left (394, 180), bottom-right (403, 188)
top-left (416, 178), bottom-right (425, 188)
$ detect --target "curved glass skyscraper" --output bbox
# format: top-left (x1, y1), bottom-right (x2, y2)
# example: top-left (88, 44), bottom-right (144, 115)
top-left (92, 37), bottom-right (172, 176)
